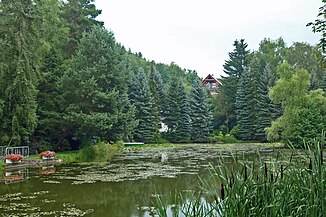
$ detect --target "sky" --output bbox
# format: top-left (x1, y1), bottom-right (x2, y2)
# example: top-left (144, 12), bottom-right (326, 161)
top-left (95, 0), bottom-right (321, 79)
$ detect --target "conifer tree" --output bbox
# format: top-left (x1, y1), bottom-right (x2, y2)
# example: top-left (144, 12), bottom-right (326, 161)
top-left (165, 78), bottom-right (181, 142)
top-left (218, 39), bottom-right (250, 130)
top-left (129, 68), bottom-right (157, 143)
top-left (235, 69), bottom-right (253, 140)
top-left (175, 82), bottom-right (192, 143)
top-left (254, 65), bottom-right (274, 141)
top-left (148, 63), bottom-right (165, 120)
top-left (0, 0), bottom-right (43, 145)
top-left (190, 79), bottom-right (212, 143)
top-left (59, 26), bottom-right (136, 145)
top-left (62, 0), bottom-right (104, 56)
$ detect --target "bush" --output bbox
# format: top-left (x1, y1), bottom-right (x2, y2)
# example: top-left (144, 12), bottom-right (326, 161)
top-left (79, 145), bottom-right (97, 162)
top-left (79, 141), bottom-right (125, 163)
top-left (154, 132), bottom-right (170, 144)
top-left (211, 131), bottom-right (238, 144)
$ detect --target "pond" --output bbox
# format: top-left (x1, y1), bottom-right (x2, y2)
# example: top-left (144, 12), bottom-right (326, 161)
top-left (0, 144), bottom-right (280, 217)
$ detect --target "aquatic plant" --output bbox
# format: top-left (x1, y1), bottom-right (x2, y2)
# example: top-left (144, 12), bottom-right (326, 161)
top-left (155, 132), bottom-right (326, 216)
top-left (78, 141), bottom-right (124, 162)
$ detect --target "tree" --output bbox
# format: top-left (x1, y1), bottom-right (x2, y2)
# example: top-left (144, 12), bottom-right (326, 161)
top-left (59, 26), bottom-right (136, 146)
top-left (190, 79), bottom-right (212, 143)
top-left (165, 78), bottom-right (182, 142)
top-left (62, 0), bottom-right (104, 56)
top-left (285, 42), bottom-right (324, 89)
top-left (235, 69), bottom-right (253, 140)
top-left (0, 0), bottom-right (44, 145)
top-left (236, 56), bottom-right (264, 141)
top-left (129, 68), bottom-right (157, 143)
top-left (176, 84), bottom-right (192, 143)
top-left (254, 64), bottom-right (277, 141)
top-left (256, 38), bottom-right (286, 70)
top-left (148, 63), bottom-right (166, 119)
top-left (216, 39), bottom-right (250, 131)
top-left (266, 63), bottom-right (326, 146)
top-left (307, 0), bottom-right (326, 60)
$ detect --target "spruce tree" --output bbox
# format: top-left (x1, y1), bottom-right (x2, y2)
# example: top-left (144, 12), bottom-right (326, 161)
top-left (190, 79), bottom-right (212, 143)
top-left (235, 69), bottom-right (253, 140)
top-left (165, 78), bottom-right (181, 142)
top-left (129, 68), bottom-right (157, 143)
top-left (218, 39), bottom-right (250, 130)
top-left (175, 82), bottom-right (192, 143)
top-left (148, 63), bottom-right (165, 121)
top-left (0, 0), bottom-right (43, 145)
top-left (254, 65), bottom-right (274, 141)
top-left (59, 26), bottom-right (136, 145)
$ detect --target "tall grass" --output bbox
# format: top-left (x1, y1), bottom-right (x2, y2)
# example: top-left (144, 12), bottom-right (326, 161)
top-left (155, 132), bottom-right (325, 217)
top-left (79, 141), bottom-right (124, 162)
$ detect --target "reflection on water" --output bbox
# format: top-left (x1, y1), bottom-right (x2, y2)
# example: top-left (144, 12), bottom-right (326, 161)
top-left (3, 168), bottom-right (29, 185)
top-left (0, 145), bottom-right (279, 217)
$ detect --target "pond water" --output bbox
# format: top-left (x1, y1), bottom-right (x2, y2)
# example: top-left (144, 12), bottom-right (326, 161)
top-left (0, 144), bottom-right (279, 217)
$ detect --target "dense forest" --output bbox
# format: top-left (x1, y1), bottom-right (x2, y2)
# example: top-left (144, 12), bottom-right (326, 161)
top-left (0, 0), bottom-right (325, 152)
top-left (0, 0), bottom-right (210, 152)
top-left (214, 38), bottom-right (326, 146)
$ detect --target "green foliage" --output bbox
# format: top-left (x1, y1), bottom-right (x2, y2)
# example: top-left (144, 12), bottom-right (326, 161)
top-left (149, 63), bottom-right (166, 118)
top-left (78, 141), bottom-right (124, 162)
top-left (235, 69), bottom-right (253, 140)
top-left (129, 68), bottom-right (157, 143)
top-left (254, 65), bottom-right (277, 141)
top-left (62, 0), bottom-right (104, 56)
top-left (190, 79), bottom-right (213, 143)
top-left (267, 63), bottom-right (326, 146)
top-left (307, 0), bottom-right (326, 58)
top-left (60, 26), bottom-right (136, 145)
top-left (165, 78), bottom-right (192, 143)
top-left (211, 131), bottom-right (238, 144)
top-left (0, 0), bottom-right (44, 145)
top-left (285, 42), bottom-right (324, 89)
top-left (79, 145), bottom-right (97, 162)
top-left (214, 39), bottom-right (250, 131)
top-left (155, 133), bottom-right (326, 216)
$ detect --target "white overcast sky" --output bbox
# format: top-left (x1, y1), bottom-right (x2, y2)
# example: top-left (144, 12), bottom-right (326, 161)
top-left (95, 0), bottom-right (321, 79)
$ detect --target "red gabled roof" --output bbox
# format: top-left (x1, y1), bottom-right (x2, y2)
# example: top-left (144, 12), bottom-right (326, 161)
top-left (202, 74), bottom-right (222, 86)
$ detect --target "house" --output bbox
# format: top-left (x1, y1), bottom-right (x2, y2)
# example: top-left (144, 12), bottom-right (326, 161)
top-left (202, 74), bottom-right (222, 95)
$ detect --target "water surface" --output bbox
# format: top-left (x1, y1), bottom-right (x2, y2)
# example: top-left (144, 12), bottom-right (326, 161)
top-left (0, 144), bottom-right (279, 217)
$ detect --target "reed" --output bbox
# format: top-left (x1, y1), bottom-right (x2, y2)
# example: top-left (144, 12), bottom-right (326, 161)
top-left (155, 132), bottom-right (325, 217)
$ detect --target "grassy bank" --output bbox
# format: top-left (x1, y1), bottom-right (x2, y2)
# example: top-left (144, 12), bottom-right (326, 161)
top-left (0, 161), bottom-right (4, 173)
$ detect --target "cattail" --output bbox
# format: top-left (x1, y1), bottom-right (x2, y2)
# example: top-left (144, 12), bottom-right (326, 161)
top-left (308, 158), bottom-right (312, 174)
top-left (244, 166), bottom-right (247, 181)
top-left (229, 175), bottom-right (234, 188)
top-left (271, 172), bottom-right (274, 182)
top-left (221, 183), bottom-right (225, 200)
top-left (281, 165), bottom-right (283, 179)
top-left (264, 162), bottom-right (268, 181)
top-left (320, 148), bottom-right (323, 165)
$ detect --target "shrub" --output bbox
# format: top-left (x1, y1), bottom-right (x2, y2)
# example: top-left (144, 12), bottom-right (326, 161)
top-left (79, 141), bottom-right (125, 163)
top-left (79, 145), bottom-right (97, 162)
top-left (211, 131), bottom-right (238, 144)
